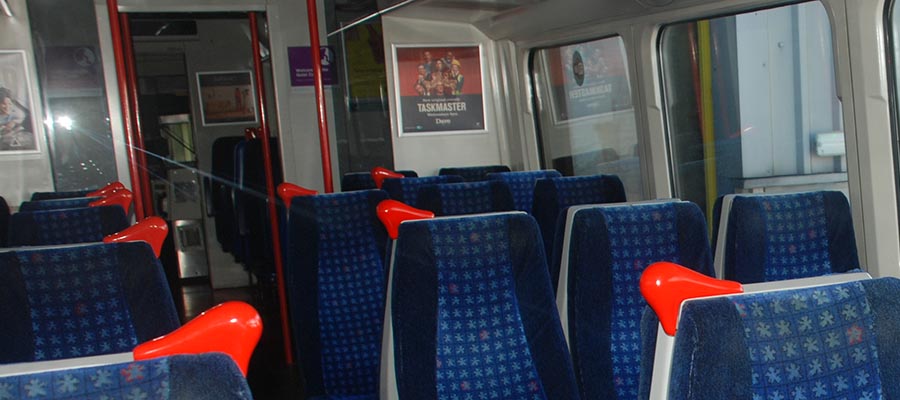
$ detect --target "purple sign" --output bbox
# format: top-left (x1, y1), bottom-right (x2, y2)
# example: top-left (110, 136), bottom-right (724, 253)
top-left (288, 46), bottom-right (336, 87)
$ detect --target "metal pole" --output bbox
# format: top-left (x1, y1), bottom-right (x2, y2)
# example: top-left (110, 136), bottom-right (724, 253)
top-left (248, 12), bottom-right (294, 365)
top-left (120, 14), bottom-right (155, 218)
top-left (305, 0), bottom-right (334, 193)
top-left (105, 0), bottom-right (145, 220)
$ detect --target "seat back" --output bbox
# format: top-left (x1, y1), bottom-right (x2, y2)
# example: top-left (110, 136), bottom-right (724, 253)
top-left (285, 189), bottom-right (390, 398)
top-left (235, 138), bottom-right (283, 278)
top-left (532, 175), bottom-right (627, 262)
top-left (416, 180), bottom-right (515, 216)
top-left (713, 191), bottom-right (859, 283)
top-left (382, 175), bottom-right (464, 208)
top-left (30, 189), bottom-right (95, 201)
top-left (0, 241), bottom-right (179, 363)
top-left (8, 206), bottom-right (129, 247)
top-left (341, 170), bottom-right (418, 192)
top-left (487, 170), bottom-right (562, 214)
top-left (437, 164), bottom-right (511, 182)
top-left (384, 212), bottom-right (581, 399)
top-left (210, 136), bottom-right (244, 254)
top-left (19, 197), bottom-right (97, 212)
top-left (658, 273), bottom-right (895, 400)
top-left (0, 352), bottom-right (252, 399)
top-left (0, 195), bottom-right (8, 247)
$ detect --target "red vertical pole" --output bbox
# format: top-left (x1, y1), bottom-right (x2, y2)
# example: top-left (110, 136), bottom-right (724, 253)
top-left (105, 0), bottom-right (145, 220)
top-left (305, 0), bottom-right (334, 193)
top-left (248, 12), bottom-right (293, 365)
top-left (120, 14), bottom-right (155, 218)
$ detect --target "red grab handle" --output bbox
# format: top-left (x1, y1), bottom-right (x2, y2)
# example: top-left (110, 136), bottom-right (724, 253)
top-left (376, 199), bottom-right (434, 240)
top-left (371, 167), bottom-right (404, 189)
top-left (640, 262), bottom-right (743, 336)
top-left (87, 181), bottom-right (126, 198)
top-left (133, 301), bottom-right (263, 376)
top-left (103, 216), bottom-right (169, 257)
top-left (89, 189), bottom-right (133, 213)
top-left (277, 182), bottom-right (317, 207)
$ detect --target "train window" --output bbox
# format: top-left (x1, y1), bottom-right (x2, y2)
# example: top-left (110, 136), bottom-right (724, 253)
top-left (660, 2), bottom-right (847, 221)
top-left (531, 36), bottom-right (644, 201)
top-left (28, 0), bottom-right (119, 190)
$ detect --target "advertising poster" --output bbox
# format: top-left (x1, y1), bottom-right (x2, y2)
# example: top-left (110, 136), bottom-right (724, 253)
top-left (0, 51), bottom-right (39, 153)
top-left (545, 37), bottom-right (632, 124)
top-left (196, 71), bottom-right (257, 126)
top-left (394, 45), bottom-right (485, 135)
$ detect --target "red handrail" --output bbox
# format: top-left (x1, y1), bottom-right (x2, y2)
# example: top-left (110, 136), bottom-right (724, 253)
top-left (248, 12), bottom-right (293, 365)
top-left (105, 0), bottom-right (145, 220)
top-left (306, 0), bottom-right (334, 193)
top-left (120, 14), bottom-right (155, 218)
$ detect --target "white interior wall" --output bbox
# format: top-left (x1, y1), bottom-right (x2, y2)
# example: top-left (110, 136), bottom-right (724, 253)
top-left (382, 16), bottom-right (505, 176)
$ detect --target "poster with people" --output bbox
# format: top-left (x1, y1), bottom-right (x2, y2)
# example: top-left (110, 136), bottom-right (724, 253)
top-left (0, 51), bottom-right (39, 153)
top-left (394, 45), bottom-right (485, 135)
top-left (196, 71), bottom-right (257, 126)
top-left (544, 36), bottom-right (632, 124)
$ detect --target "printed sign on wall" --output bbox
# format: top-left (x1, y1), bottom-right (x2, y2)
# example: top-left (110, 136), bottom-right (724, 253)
top-left (393, 45), bottom-right (486, 136)
top-left (196, 71), bottom-right (257, 126)
top-left (288, 46), bottom-right (336, 87)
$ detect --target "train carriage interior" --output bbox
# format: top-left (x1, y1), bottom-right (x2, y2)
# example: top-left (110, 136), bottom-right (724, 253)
top-left (2, 0), bottom-right (900, 398)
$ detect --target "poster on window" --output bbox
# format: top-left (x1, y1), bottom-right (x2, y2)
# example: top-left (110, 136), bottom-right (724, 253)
top-left (196, 71), bottom-right (257, 126)
top-left (393, 45), bottom-right (486, 135)
top-left (0, 51), bottom-right (39, 154)
top-left (545, 37), bottom-right (632, 124)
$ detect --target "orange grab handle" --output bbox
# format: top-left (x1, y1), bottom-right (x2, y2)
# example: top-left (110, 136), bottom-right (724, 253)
top-left (132, 301), bottom-right (263, 376)
top-left (376, 199), bottom-right (434, 240)
top-left (639, 262), bottom-right (742, 336)
top-left (103, 216), bottom-right (168, 257)
top-left (371, 167), bottom-right (404, 189)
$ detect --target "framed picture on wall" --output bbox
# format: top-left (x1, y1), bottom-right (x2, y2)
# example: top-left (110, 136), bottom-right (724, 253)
top-left (393, 44), bottom-right (487, 136)
top-left (196, 70), bottom-right (258, 126)
top-left (0, 50), bottom-right (40, 154)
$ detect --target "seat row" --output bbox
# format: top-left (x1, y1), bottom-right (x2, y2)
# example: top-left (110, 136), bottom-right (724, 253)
top-left (280, 183), bottom-right (864, 400)
top-left (0, 185), bottom-right (263, 399)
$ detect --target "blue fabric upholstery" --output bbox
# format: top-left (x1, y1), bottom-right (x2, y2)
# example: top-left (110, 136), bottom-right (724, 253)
top-left (437, 165), bottom-right (511, 182)
top-left (561, 202), bottom-right (713, 400)
top-left (8, 206), bottom-right (130, 247)
top-left (19, 197), bottom-right (97, 212)
top-left (416, 181), bottom-right (515, 216)
top-left (0, 242), bottom-right (179, 363)
top-left (0, 196), bottom-right (8, 248)
top-left (487, 170), bottom-right (562, 214)
top-left (532, 175), bottom-right (627, 264)
top-left (668, 277), bottom-right (900, 399)
top-left (391, 213), bottom-right (581, 399)
top-left (341, 170), bottom-right (418, 192)
top-left (723, 191), bottom-right (859, 283)
top-left (285, 190), bottom-right (389, 399)
top-left (0, 353), bottom-right (252, 399)
top-left (382, 175), bottom-right (464, 208)
top-left (235, 138), bottom-right (283, 279)
top-left (30, 189), bottom-right (95, 201)
top-left (211, 136), bottom-right (244, 255)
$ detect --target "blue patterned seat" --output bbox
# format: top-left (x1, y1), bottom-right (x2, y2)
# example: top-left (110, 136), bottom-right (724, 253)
top-left (383, 212), bottom-right (581, 399)
top-left (438, 164), bottom-right (511, 182)
top-left (713, 191), bottom-right (859, 283)
top-left (341, 170), bottom-right (418, 192)
top-left (0, 353), bottom-right (252, 399)
top-left (0, 241), bottom-right (180, 363)
top-left (382, 175), bottom-right (464, 208)
top-left (487, 170), bottom-right (562, 214)
top-left (555, 201), bottom-right (713, 400)
top-left (416, 181), bottom-right (515, 216)
top-left (284, 190), bottom-right (390, 400)
top-left (532, 175), bottom-right (627, 265)
top-left (19, 197), bottom-right (98, 212)
top-left (663, 275), bottom-right (899, 400)
top-left (8, 206), bottom-right (130, 247)
top-left (30, 189), bottom-right (95, 201)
